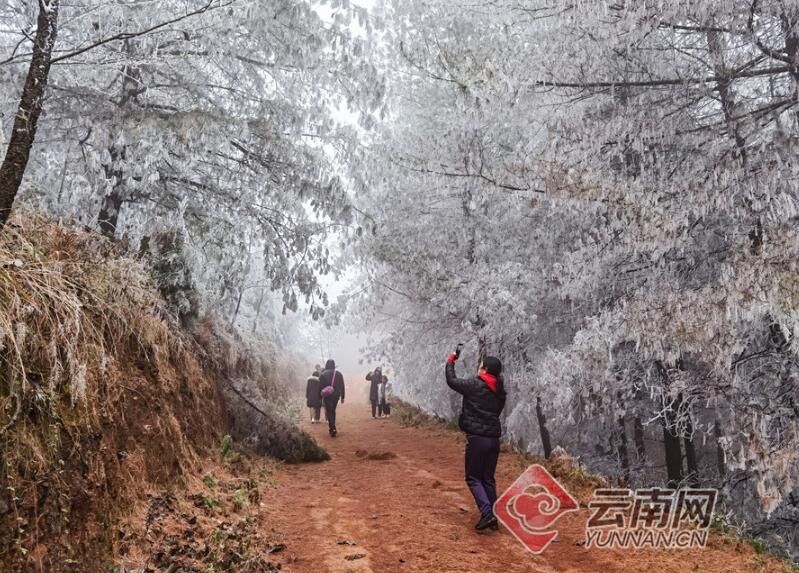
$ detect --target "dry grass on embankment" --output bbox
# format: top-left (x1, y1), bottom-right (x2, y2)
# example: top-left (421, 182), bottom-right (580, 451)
top-left (0, 214), bottom-right (324, 572)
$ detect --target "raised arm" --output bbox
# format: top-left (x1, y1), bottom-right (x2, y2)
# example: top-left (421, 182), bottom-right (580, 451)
top-left (445, 359), bottom-right (478, 395)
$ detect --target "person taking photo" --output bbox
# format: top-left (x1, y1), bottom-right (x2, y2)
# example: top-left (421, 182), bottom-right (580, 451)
top-left (445, 345), bottom-right (506, 531)
top-left (366, 367), bottom-right (383, 419)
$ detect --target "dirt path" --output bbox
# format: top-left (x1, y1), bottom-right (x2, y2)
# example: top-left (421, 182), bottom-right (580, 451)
top-left (263, 401), bottom-right (784, 573)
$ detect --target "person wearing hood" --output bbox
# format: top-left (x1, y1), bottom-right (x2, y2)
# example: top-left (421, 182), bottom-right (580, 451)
top-left (445, 349), bottom-right (506, 532)
top-left (366, 367), bottom-right (383, 419)
top-left (319, 359), bottom-right (345, 437)
top-left (306, 369), bottom-right (322, 423)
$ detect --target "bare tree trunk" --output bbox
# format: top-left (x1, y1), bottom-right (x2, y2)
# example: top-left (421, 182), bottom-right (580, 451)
top-left (461, 184), bottom-right (476, 264)
top-left (714, 419), bottom-right (726, 478)
top-left (98, 50), bottom-right (143, 238)
top-left (477, 335), bottom-right (486, 361)
top-left (663, 411), bottom-right (684, 488)
top-left (683, 407), bottom-right (700, 487)
top-left (633, 416), bottom-right (647, 462)
top-left (0, 0), bottom-right (60, 230)
top-left (536, 397), bottom-right (553, 459)
top-left (98, 189), bottom-right (123, 238)
top-left (656, 362), bottom-right (683, 487)
top-left (617, 416), bottom-right (630, 484)
top-left (230, 289), bottom-right (243, 325)
top-left (707, 28), bottom-right (766, 256)
top-left (684, 437), bottom-right (699, 485)
top-left (98, 142), bottom-right (127, 238)
top-left (251, 287), bottom-right (266, 334)
top-left (707, 30), bottom-right (747, 165)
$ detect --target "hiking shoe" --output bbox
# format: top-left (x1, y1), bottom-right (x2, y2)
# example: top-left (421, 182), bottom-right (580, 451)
top-left (475, 515), bottom-right (498, 531)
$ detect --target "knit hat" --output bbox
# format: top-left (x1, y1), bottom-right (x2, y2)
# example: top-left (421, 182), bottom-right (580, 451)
top-left (482, 356), bottom-right (502, 376)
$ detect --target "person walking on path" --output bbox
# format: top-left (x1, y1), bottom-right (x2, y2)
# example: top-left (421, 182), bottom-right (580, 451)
top-left (306, 369), bottom-right (322, 423)
top-left (319, 359), bottom-right (345, 437)
top-left (366, 367), bottom-right (382, 418)
top-left (315, 364), bottom-right (328, 422)
top-left (445, 347), bottom-right (506, 531)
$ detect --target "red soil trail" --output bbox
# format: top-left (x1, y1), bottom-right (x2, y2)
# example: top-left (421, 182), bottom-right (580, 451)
top-left (263, 400), bottom-right (784, 573)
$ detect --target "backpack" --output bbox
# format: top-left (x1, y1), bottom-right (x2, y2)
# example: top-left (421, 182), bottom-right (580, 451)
top-left (321, 368), bottom-right (337, 397)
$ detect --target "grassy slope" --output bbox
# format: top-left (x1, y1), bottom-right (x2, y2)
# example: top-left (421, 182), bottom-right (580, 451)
top-left (0, 214), bottom-right (324, 572)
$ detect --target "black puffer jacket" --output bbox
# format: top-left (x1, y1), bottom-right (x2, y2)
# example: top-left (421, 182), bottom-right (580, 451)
top-left (445, 361), bottom-right (506, 438)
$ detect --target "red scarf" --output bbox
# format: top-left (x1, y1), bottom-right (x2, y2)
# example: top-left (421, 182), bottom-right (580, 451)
top-left (479, 372), bottom-right (498, 393)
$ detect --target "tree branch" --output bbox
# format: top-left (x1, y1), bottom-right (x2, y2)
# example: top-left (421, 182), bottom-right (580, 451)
top-left (0, 1), bottom-right (234, 67)
top-left (530, 64), bottom-right (792, 90)
top-left (748, 0), bottom-right (792, 64)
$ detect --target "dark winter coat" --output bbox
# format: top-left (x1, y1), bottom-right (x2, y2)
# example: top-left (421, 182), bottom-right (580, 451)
top-left (319, 368), bottom-right (345, 402)
top-left (306, 376), bottom-right (322, 408)
top-left (445, 361), bottom-right (506, 438)
top-left (366, 370), bottom-right (382, 402)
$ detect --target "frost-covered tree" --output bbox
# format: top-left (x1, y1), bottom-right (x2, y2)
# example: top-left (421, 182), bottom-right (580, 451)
top-left (0, 0), bottom-right (382, 319)
top-left (349, 0), bottom-right (799, 554)
top-left (0, 0), bottom-right (59, 229)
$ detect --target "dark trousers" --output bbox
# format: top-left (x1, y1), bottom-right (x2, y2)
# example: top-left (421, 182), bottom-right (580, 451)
top-left (465, 434), bottom-right (500, 519)
top-left (378, 401), bottom-right (388, 416)
top-left (371, 400), bottom-right (379, 417)
top-left (324, 397), bottom-right (338, 434)
top-left (312, 405), bottom-right (321, 421)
